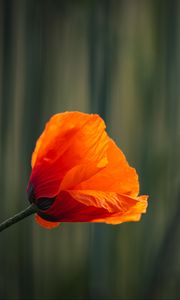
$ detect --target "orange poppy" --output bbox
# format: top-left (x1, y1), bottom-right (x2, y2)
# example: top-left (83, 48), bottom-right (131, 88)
top-left (27, 111), bottom-right (148, 229)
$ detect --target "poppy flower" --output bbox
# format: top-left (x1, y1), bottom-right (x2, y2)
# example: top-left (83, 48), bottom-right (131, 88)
top-left (27, 111), bottom-right (148, 229)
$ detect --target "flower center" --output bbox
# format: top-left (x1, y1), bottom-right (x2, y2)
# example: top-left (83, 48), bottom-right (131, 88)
top-left (27, 184), bottom-right (55, 210)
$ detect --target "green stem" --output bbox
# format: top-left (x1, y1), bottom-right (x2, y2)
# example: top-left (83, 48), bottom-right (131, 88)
top-left (0, 204), bottom-right (38, 233)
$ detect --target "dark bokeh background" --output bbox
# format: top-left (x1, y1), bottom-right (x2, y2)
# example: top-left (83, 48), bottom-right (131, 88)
top-left (0, 0), bottom-right (180, 299)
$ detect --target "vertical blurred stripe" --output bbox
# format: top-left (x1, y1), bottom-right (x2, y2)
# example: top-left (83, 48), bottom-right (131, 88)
top-left (88, 1), bottom-right (119, 299)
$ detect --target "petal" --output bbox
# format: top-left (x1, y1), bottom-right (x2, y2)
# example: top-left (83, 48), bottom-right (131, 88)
top-left (28, 112), bottom-right (109, 199)
top-left (35, 213), bottom-right (60, 229)
top-left (59, 158), bottom-right (108, 191)
top-left (74, 138), bottom-right (139, 197)
top-left (40, 191), bottom-right (148, 224)
top-left (39, 191), bottom-right (110, 222)
top-left (93, 195), bottom-right (148, 224)
top-left (32, 112), bottom-right (88, 168)
top-left (66, 190), bottom-right (138, 213)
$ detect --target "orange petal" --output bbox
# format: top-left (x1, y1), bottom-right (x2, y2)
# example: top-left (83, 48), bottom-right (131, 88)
top-left (60, 158), bottom-right (108, 191)
top-left (32, 112), bottom-right (108, 168)
top-left (28, 112), bottom-right (109, 199)
top-left (66, 190), bottom-right (138, 213)
top-left (92, 195), bottom-right (148, 224)
top-left (40, 191), bottom-right (110, 222)
top-left (74, 138), bottom-right (139, 197)
top-left (32, 112), bottom-right (87, 168)
top-left (39, 192), bottom-right (148, 224)
top-left (35, 213), bottom-right (60, 229)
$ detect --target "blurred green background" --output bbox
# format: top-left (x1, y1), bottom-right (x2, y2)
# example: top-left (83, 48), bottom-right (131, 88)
top-left (0, 0), bottom-right (180, 299)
